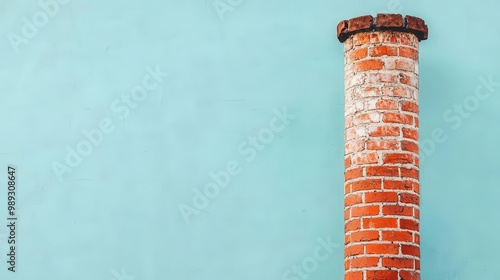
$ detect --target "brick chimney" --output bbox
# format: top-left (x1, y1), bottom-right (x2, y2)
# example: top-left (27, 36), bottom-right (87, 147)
top-left (337, 14), bottom-right (428, 280)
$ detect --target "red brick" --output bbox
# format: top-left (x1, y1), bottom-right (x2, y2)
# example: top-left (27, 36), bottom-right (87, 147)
top-left (345, 209), bottom-right (350, 220)
top-left (383, 153), bottom-right (414, 164)
top-left (369, 126), bottom-right (400, 137)
top-left (400, 33), bottom-right (418, 48)
top-left (401, 101), bottom-right (419, 113)
top-left (353, 33), bottom-right (371, 46)
top-left (400, 219), bottom-right (419, 231)
top-left (356, 59), bottom-right (384, 71)
top-left (337, 20), bottom-right (349, 42)
top-left (345, 183), bottom-right (351, 194)
top-left (359, 86), bottom-right (381, 98)
top-left (366, 166), bottom-right (399, 177)
top-left (345, 244), bottom-right (364, 257)
top-left (353, 112), bottom-right (381, 125)
top-left (345, 156), bottom-right (352, 168)
top-left (345, 219), bottom-right (361, 232)
top-left (382, 230), bottom-right (413, 242)
top-left (400, 73), bottom-right (419, 88)
top-left (401, 168), bottom-right (419, 179)
top-left (383, 86), bottom-right (412, 98)
top-left (400, 193), bottom-right (419, 205)
top-left (345, 140), bottom-right (365, 154)
top-left (352, 205), bottom-right (380, 217)
top-left (351, 230), bottom-right (380, 242)
top-left (344, 37), bottom-right (354, 51)
top-left (384, 180), bottom-right (413, 190)
top-left (338, 15), bottom-right (427, 43)
top-left (384, 58), bottom-right (415, 71)
top-left (405, 15), bottom-right (428, 40)
top-left (345, 271), bottom-right (363, 280)
top-left (401, 141), bottom-right (419, 153)
top-left (383, 112), bottom-right (413, 124)
top-left (363, 217), bottom-right (398, 229)
top-left (383, 205), bottom-right (413, 217)
top-left (378, 31), bottom-right (400, 43)
top-left (345, 167), bottom-right (363, 181)
top-left (376, 99), bottom-right (398, 110)
top-left (401, 244), bottom-right (420, 257)
top-left (368, 72), bottom-right (399, 83)
top-left (367, 140), bottom-right (399, 150)
top-left (366, 270), bottom-right (399, 280)
top-left (345, 259), bottom-right (350, 270)
top-left (365, 243), bottom-right (399, 254)
top-left (364, 192), bottom-right (398, 203)
top-left (351, 179), bottom-right (382, 192)
top-left (413, 182), bottom-right (420, 194)
top-left (346, 127), bottom-right (367, 141)
top-left (351, 257), bottom-right (379, 268)
top-left (371, 45), bottom-right (398, 57)
top-left (399, 270), bottom-right (420, 280)
top-left (402, 128), bottom-right (419, 140)
top-left (414, 233), bottom-right (420, 245)
top-left (399, 59), bottom-right (415, 71)
top-left (376, 14), bottom-right (404, 28)
top-left (352, 152), bottom-right (379, 165)
top-left (382, 257), bottom-right (414, 269)
top-left (348, 15), bottom-right (374, 32)
top-left (414, 208), bottom-right (420, 220)
top-left (345, 194), bottom-right (363, 207)
top-left (368, 33), bottom-right (381, 44)
top-left (348, 47), bottom-right (368, 61)
top-left (399, 46), bottom-right (419, 60)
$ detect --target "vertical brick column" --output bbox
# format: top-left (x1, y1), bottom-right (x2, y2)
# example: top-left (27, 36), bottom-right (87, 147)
top-left (337, 14), bottom-right (428, 280)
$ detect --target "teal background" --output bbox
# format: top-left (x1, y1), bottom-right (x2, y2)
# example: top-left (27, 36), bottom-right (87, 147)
top-left (0, 0), bottom-right (499, 279)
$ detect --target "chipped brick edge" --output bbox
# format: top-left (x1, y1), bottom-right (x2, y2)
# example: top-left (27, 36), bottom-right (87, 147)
top-left (337, 14), bottom-right (428, 42)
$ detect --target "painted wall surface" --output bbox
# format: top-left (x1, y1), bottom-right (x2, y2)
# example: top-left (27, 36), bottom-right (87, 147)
top-left (0, 0), bottom-right (498, 279)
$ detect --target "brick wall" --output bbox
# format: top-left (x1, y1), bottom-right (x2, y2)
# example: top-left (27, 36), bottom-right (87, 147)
top-left (337, 14), bottom-right (428, 280)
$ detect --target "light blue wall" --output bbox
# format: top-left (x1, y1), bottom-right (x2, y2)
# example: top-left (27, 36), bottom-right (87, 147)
top-left (0, 0), bottom-right (499, 279)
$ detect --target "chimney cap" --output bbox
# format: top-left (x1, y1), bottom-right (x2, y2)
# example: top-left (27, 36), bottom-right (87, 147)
top-left (337, 14), bottom-right (428, 43)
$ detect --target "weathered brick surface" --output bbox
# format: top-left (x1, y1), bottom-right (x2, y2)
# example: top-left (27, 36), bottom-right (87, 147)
top-left (341, 25), bottom-right (424, 280)
top-left (376, 14), bottom-right (404, 28)
top-left (405, 15), bottom-right (428, 40)
top-left (348, 15), bottom-right (374, 33)
top-left (337, 14), bottom-right (428, 43)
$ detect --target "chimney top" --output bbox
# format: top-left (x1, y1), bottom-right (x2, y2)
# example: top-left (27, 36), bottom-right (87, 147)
top-left (337, 14), bottom-right (428, 43)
